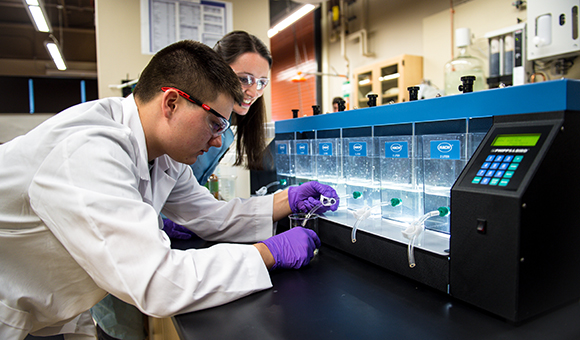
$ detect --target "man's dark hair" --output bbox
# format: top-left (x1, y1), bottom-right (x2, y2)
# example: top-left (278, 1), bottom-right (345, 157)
top-left (133, 40), bottom-right (243, 106)
top-left (332, 96), bottom-right (345, 105)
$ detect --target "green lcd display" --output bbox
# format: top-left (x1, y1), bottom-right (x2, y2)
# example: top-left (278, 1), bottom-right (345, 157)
top-left (491, 133), bottom-right (541, 147)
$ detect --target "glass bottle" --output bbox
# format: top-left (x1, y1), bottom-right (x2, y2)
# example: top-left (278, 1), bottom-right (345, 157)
top-left (208, 174), bottom-right (219, 199)
top-left (444, 28), bottom-right (485, 95)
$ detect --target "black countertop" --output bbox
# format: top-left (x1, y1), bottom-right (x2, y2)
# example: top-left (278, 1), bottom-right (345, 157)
top-left (171, 239), bottom-right (580, 340)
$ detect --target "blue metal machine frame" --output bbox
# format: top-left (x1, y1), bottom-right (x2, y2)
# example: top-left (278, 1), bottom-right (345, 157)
top-left (275, 79), bottom-right (580, 133)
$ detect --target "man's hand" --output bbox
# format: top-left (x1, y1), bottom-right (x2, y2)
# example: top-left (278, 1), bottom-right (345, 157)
top-left (256, 227), bottom-right (321, 270)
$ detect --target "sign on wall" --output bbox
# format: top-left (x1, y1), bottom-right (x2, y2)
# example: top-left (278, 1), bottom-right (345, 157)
top-left (140, 0), bottom-right (233, 54)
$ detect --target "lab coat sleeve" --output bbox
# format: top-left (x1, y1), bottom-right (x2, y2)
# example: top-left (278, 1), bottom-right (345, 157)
top-left (161, 167), bottom-right (275, 243)
top-left (29, 311), bottom-right (95, 338)
top-left (28, 130), bottom-right (272, 318)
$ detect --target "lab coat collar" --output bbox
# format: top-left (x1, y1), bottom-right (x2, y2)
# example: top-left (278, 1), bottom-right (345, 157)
top-left (120, 94), bottom-right (179, 214)
top-left (149, 156), bottom-right (176, 213)
top-left (120, 94), bottom-right (155, 208)
top-left (121, 94), bottom-right (150, 182)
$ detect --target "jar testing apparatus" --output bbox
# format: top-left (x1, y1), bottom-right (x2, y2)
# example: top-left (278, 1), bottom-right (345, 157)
top-left (273, 79), bottom-right (580, 323)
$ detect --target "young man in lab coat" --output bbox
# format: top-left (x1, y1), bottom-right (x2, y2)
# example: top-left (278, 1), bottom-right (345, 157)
top-left (0, 40), bottom-right (338, 339)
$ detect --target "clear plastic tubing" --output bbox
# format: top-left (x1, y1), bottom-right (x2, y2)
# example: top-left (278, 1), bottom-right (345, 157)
top-left (255, 179), bottom-right (288, 196)
top-left (407, 207), bottom-right (449, 268)
top-left (379, 198), bottom-right (402, 207)
top-left (351, 206), bottom-right (371, 243)
top-left (302, 194), bottom-right (336, 227)
top-left (351, 196), bottom-right (401, 243)
top-left (338, 191), bottom-right (362, 200)
top-left (303, 203), bottom-right (323, 227)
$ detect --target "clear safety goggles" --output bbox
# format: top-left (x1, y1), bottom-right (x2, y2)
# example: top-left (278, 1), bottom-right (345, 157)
top-left (237, 73), bottom-right (269, 91)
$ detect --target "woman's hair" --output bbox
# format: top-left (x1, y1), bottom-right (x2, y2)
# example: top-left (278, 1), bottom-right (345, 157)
top-left (214, 31), bottom-right (273, 170)
top-left (133, 40), bottom-right (243, 107)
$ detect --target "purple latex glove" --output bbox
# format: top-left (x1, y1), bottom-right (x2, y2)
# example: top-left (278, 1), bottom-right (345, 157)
top-left (259, 227), bottom-right (321, 270)
top-left (287, 181), bottom-right (340, 214)
top-left (162, 219), bottom-right (195, 240)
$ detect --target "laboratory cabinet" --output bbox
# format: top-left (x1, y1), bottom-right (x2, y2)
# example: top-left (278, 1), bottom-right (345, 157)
top-left (274, 79), bottom-right (580, 323)
top-left (352, 54), bottom-right (423, 107)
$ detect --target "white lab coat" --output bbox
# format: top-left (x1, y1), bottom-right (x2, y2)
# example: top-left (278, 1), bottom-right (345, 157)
top-left (0, 95), bottom-right (274, 339)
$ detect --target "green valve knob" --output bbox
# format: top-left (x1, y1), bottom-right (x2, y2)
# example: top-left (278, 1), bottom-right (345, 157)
top-left (352, 191), bottom-right (362, 199)
top-left (438, 207), bottom-right (450, 217)
top-left (280, 179), bottom-right (287, 186)
top-left (390, 198), bottom-right (402, 207)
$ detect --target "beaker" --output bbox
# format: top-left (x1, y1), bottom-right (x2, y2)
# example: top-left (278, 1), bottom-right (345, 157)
top-left (218, 174), bottom-right (237, 201)
top-left (288, 213), bottom-right (319, 233)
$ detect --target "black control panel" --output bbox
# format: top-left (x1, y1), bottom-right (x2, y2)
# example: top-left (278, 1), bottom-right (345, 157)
top-left (457, 124), bottom-right (552, 191)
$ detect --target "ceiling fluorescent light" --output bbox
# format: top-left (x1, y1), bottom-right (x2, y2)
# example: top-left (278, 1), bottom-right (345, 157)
top-left (46, 41), bottom-right (67, 71)
top-left (268, 4), bottom-right (316, 38)
top-left (23, 0), bottom-right (52, 32)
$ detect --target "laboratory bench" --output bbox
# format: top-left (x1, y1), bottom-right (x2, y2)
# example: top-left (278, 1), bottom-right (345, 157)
top-left (170, 235), bottom-right (580, 340)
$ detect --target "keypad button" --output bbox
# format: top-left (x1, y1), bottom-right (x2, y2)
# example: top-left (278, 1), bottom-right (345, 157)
top-left (477, 154), bottom-right (520, 188)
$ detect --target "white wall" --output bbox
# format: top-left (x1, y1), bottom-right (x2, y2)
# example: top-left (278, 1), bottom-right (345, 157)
top-left (94, 0), bottom-right (152, 100)
top-left (423, 0), bottom-right (527, 89)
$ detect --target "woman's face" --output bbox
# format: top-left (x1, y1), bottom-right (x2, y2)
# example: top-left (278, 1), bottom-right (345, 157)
top-left (229, 52), bottom-right (270, 116)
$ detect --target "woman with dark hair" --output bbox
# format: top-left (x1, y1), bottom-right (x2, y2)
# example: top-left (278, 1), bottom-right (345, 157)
top-left (191, 30), bottom-right (273, 185)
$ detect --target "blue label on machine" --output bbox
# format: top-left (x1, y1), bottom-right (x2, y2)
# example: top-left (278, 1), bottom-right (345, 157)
top-left (430, 140), bottom-right (460, 160)
top-left (296, 142), bottom-right (309, 155)
top-left (277, 144), bottom-right (287, 155)
top-left (384, 141), bottom-right (408, 158)
top-left (349, 142), bottom-right (367, 156)
top-left (319, 142), bottom-right (333, 156)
